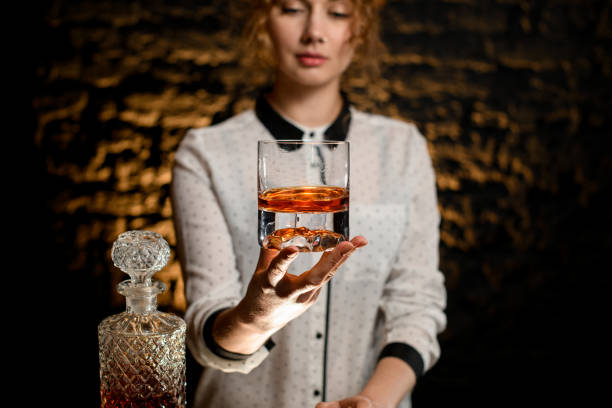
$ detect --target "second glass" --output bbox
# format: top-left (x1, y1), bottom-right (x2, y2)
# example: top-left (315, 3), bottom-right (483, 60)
top-left (258, 140), bottom-right (349, 252)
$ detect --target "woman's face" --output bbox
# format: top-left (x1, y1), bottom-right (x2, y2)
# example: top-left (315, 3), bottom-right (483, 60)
top-left (266, 0), bottom-right (356, 89)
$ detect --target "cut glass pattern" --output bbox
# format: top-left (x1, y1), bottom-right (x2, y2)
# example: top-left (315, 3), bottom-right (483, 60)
top-left (99, 230), bottom-right (186, 408)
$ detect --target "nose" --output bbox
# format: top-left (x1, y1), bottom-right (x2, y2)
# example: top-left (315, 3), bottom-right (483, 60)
top-left (300, 9), bottom-right (327, 44)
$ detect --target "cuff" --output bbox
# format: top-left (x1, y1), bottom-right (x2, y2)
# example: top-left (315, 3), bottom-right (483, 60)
top-left (378, 342), bottom-right (424, 378)
top-left (203, 308), bottom-right (276, 361)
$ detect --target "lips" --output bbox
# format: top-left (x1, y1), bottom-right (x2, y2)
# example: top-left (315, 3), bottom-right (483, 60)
top-left (296, 53), bottom-right (327, 67)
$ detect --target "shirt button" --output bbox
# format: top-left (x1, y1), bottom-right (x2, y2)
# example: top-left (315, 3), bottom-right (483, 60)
top-left (316, 332), bottom-right (323, 339)
top-left (314, 390), bottom-right (320, 397)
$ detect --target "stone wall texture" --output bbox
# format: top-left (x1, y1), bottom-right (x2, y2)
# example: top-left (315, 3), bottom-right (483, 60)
top-left (31, 0), bottom-right (611, 406)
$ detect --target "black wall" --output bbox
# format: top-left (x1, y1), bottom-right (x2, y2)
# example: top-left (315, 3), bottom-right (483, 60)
top-left (31, 0), bottom-right (611, 406)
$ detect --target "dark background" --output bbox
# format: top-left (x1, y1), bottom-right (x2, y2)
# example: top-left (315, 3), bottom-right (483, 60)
top-left (29, 0), bottom-right (610, 407)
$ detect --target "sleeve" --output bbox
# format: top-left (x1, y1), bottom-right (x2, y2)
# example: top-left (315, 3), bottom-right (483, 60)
top-left (171, 129), bottom-right (272, 374)
top-left (378, 124), bottom-right (447, 377)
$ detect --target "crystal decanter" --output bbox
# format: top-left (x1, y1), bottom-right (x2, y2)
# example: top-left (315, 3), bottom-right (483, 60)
top-left (98, 231), bottom-right (186, 408)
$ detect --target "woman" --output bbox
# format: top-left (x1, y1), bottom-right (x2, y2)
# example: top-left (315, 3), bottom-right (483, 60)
top-left (171, 1), bottom-right (446, 407)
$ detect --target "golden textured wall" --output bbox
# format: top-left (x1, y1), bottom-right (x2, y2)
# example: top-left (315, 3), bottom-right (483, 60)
top-left (32, 0), bottom-right (610, 406)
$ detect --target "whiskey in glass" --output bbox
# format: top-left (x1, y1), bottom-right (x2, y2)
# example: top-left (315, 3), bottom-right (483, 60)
top-left (258, 141), bottom-right (349, 252)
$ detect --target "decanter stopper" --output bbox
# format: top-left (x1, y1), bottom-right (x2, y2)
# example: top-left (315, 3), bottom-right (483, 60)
top-left (111, 230), bottom-right (170, 286)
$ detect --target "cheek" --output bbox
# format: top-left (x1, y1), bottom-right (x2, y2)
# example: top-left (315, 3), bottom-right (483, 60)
top-left (338, 39), bottom-right (355, 67)
top-left (266, 29), bottom-right (281, 55)
top-left (267, 22), bottom-right (288, 57)
top-left (335, 27), bottom-right (356, 61)
top-left (267, 19), bottom-right (301, 56)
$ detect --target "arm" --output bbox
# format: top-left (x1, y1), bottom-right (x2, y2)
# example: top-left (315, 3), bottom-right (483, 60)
top-left (316, 357), bottom-right (415, 408)
top-left (377, 126), bottom-right (447, 374)
top-left (358, 357), bottom-right (417, 408)
top-left (171, 130), bottom-right (256, 372)
top-left (317, 125), bottom-right (446, 407)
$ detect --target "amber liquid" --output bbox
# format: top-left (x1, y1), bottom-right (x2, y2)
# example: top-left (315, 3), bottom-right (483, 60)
top-left (258, 186), bottom-right (349, 213)
top-left (101, 390), bottom-right (183, 408)
top-left (258, 186), bottom-right (349, 252)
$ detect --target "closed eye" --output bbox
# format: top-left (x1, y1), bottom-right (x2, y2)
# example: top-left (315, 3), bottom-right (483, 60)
top-left (282, 6), bottom-right (305, 14)
top-left (330, 11), bottom-right (351, 18)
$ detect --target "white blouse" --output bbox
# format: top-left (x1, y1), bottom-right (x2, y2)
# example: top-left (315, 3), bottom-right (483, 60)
top-left (171, 101), bottom-right (447, 408)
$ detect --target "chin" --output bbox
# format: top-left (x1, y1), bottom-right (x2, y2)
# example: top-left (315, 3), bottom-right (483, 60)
top-left (285, 70), bottom-right (343, 89)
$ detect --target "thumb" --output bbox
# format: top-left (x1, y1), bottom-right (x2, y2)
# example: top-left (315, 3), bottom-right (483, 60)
top-left (266, 246), bottom-right (300, 286)
top-left (256, 247), bottom-right (281, 272)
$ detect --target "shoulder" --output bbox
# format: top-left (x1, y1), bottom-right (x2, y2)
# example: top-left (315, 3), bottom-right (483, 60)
top-left (182, 110), bottom-right (259, 145)
top-left (349, 108), bottom-right (428, 159)
top-left (349, 108), bottom-right (433, 174)
top-left (175, 110), bottom-right (260, 158)
top-left (350, 108), bottom-right (424, 141)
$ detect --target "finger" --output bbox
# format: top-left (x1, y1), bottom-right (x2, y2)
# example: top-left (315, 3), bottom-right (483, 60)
top-left (356, 399), bottom-right (373, 408)
top-left (296, 241), bottom-right (356, 293)
top-left (308, 286), bottom-right (322, 303)
top-left (296, 286), bottom-right (321, 304)
top-left (350, 235), bottom-right (368, 248)
top-left (266, 246), bottom-right (299, 287)
top-left (338, 397), bottom-right (370, 408)
top-left (315, 402), bottom-right (340, 408)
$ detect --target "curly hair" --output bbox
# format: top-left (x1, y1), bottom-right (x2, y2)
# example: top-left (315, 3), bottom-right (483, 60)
top-left (230, 0), bottom-right (387, 89)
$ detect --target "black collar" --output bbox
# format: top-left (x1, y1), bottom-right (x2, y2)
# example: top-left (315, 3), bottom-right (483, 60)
top-left (254, 92), bottom-right (351, 142)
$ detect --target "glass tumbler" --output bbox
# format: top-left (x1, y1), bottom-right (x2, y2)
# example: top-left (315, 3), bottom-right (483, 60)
top-left (258, 140), bottom-right (349, 252)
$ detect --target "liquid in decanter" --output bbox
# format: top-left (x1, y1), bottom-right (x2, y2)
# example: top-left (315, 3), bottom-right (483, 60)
top-left (98, 231), bottom-right (186, 408)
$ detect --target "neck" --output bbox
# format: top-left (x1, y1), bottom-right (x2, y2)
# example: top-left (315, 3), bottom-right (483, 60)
top-left (266, 74), bottom-right (343, 128)
top-left (126, 292), bottom-right (158, 314)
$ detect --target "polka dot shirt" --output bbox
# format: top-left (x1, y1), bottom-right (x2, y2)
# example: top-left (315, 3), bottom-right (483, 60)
top-left (171, 99), bottom-right (447, 408)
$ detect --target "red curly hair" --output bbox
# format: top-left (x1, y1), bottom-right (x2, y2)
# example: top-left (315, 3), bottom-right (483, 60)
top-left (232, 0), bottom-right (387, 87)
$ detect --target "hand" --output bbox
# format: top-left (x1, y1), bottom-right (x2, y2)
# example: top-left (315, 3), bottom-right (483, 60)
top-left (238, 236), bottom-right (368, 333)
top-left (316, 395), bottom-right (384, 408)
top-left (316, 358), bottom-right (415, 408)
top-left (212, 236), bottom-right (367, 354)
